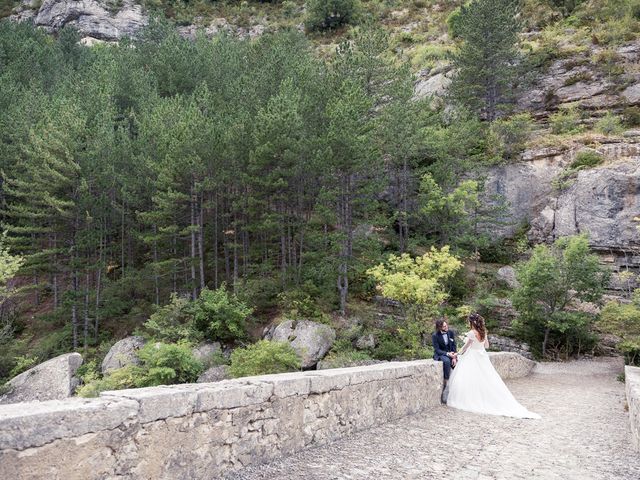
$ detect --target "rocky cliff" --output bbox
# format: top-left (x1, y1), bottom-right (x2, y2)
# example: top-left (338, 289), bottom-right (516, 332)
top-left (10, 0), bottom-right (147, 41)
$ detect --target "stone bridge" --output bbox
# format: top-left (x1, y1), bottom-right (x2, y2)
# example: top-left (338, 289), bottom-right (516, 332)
top-left (1, 354), bottom-right (639, 479)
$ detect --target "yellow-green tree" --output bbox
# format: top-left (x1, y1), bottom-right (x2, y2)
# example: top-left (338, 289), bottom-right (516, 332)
top-left (0, 232), bottom-right (24, 342)
top-left (367, 247), bottom-right (463, 358)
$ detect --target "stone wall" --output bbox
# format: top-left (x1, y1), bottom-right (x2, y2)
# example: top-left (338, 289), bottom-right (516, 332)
top-left (626, 365), bottom-right (640, 451)
top-left (1, 353), bottom-right (534, 479)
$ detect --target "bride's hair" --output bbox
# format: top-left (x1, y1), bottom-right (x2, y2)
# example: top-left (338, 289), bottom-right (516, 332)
top-left (468, 312), bottom-right (486, 341)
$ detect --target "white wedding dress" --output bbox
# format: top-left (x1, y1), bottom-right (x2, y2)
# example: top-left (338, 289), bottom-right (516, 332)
top-left (446, 330), bottom-right (541, 419)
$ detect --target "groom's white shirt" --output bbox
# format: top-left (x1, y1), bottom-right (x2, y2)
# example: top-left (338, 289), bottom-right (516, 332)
top-left (441, 332), bottom-right (449, 345)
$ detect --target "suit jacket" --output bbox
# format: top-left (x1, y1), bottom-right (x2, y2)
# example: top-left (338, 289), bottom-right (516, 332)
top-left (432, 330), bottom-right (457, 359)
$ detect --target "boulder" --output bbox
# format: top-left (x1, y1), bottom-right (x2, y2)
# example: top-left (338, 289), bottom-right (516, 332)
top-left (355, 333), bottom-right (376, 350)
top-left (622, 83), bottom-right (640, 105)
top-left (271, 320), bottom-right (336, 369)
top-left (496, 266), bottom-right (520, 289)
top-left (101, 336), bottom-right (145, 374)
top-left (596, 333), bottom-right (623, 356)
top-left (488, 352), bottom-right (536, 379)
top-left (414, 69), bottom-right (452, 107)
top-left (0, 353), bottom-right (83, 404)
top-left (191, 341), bottom-right (222, 366)
top-left (197, 365), bottom-right (230, 383)
top-left (487, 334), bottom-right (533, 360)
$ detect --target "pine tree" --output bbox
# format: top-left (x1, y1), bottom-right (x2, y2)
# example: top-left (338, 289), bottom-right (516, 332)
top-left (449, 0), bottom-right (523, 121)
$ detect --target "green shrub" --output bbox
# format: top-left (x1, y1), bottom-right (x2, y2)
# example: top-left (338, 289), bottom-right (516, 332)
top-left (137, 341), bottom-right (203, 386)
top-left (488, 113), bottom-right (534, 161)
top-left (8, 355), bottom-right (38, 378)
top-left (549, 106), bottom-right (583, 134)
top-left (446, 5), bottom-right (464, 38)
top-left (595, 112), bottom-right (624, 135)
top-left (570, 150), bottom-right (603, 169)
top-left (512, 234), bottom-right (609, 358)
top-left (76, 342), bottom-right (203, 397)
top-left (229, 340), bottom-right (301, 378)
top-left (623, 106), bottom-right (640, 126)
top-left (599, 297), bottom-right (640, 364)
top-left (281, 0), bottom-right (298, 17)
top-left (143, 293), bottom-right (199, 343)
top-left (562, 71), bottom-right (592, 86)
top-left (277, 289), bottom-right (328, 322)
top-left (305, 0), bottom-right (360, 31)
top-left (553, 150), bottom-right (603, 190)
top-left (549, 0), bottom-right (585, 16)
top-left (372, 334), bottom-right (405, 360)
top-left (319, 349), bottom-right (373, 369)
top-left (76, 364), bottom-right (145, 397)
top-left (191, 286), bottom-right (252, 343)
top-left (410, 43), bottom-right (455, 69)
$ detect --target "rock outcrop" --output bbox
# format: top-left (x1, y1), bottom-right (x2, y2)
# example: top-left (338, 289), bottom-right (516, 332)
top-left (271, 320), bottom-right (336, 369)
top-left (529, 158), bottom-right (640, 251)
top-left (488, 334), bottom-right (533, 360)
top-left (0, 353), bottom-right (83, 404)
top-left (101, 336), bottom-right (146, 374)
top-left (496, 266), bottom-right (520, 289)
top-left (481, 146), bottom-right (572, 237)
top-left (191, 342), bottom-right (222, 367)
top-left (482, 137), bottom-right (640, 258)
top-left (10, 0), bottom-right (147, 41)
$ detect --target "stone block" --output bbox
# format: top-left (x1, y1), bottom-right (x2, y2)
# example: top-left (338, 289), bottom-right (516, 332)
top-left (0, 397), bottom-right (138, 450)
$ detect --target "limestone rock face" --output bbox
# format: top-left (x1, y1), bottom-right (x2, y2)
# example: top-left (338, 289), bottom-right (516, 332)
top-left (0, 353), bottom-right (83, 404)
top-left (271, 320), bottom-right (336, 369)
top-left (496, 266), bottom-right (520, 289)
top-left (517, 41), bottom-right (640, 114)
top-left (529, 160), bottom-right (640, 250)
top-left (480, 148), bottom-right (571, 237)
top-left (101, 336), bottom-right (146, 374)
top-left (414, 68), bottom-right (452, 106)
top-left (12, 0), bottom-right (148, 41)
top-left (622, 83), bottom-right (640, 105)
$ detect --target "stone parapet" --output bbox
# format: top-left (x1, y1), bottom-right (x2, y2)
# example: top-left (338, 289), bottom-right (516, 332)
top-left (626, 365), bottom-right (640, 451)
top-left (0, 353), bottom-right (533, 479)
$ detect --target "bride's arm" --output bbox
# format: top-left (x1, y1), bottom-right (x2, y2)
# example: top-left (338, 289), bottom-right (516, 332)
top-left (484, 334), bottom-right (489, 349)
top-left (458, 337), bottom-right (473, 355)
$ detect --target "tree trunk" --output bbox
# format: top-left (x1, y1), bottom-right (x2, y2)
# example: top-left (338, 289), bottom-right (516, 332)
top-left (94, 267), bottom-right (101, 343)
top-left (213, 193), bottom-right (219, 288)
top-left (198, 192), bottom-right (205, 292)
top-left (52, 233), bottom-right (58, 309)
top-left (153, 224), bottom-right (159, 306)
top-left (83, 271), bottom-right (90, 352)
top-left (121, 196), bottom-right (125, 279)
top-left (72, 270), bottom-right (78, 350)
top-left (172, 234), bottom-right (177, 294)
top-left (33, 274), bottom-right (39, 306)
top-left (190, 182), bottom-right (198, 300)
top-left (542, 326), bottom-right (551, 358)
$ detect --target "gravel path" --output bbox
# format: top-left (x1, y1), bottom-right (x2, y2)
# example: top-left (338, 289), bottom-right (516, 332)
top-left (226, 357), bottom-right (640, 480)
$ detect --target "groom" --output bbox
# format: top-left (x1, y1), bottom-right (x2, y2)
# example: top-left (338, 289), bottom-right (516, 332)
top-left (432, 318), bottom-right (457, 402)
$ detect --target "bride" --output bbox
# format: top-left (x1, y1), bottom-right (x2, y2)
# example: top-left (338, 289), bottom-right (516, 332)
top-left (446, 312), bottom-right (541, 419)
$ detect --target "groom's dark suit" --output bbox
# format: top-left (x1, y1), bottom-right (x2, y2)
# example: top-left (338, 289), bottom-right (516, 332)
top-left (432, 330), bottom-right (457, 380)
